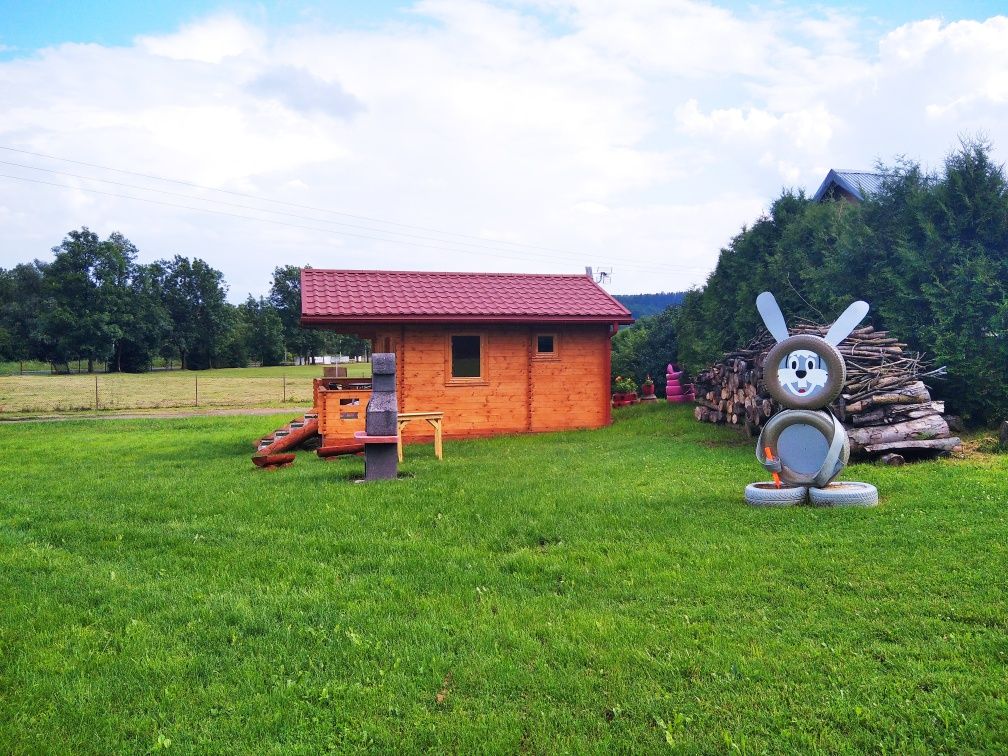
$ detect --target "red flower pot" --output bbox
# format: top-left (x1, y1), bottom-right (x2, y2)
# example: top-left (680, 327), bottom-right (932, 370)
top-left (612, 392), bottom-right (639, 407)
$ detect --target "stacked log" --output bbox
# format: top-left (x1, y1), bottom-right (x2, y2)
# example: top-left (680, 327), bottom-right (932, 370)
top-left (693, 324), bottom-right (961, 458)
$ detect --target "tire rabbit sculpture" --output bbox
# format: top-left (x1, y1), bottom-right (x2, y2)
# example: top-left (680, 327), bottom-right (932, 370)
top-left (744, 292), bottom-right (879, 507)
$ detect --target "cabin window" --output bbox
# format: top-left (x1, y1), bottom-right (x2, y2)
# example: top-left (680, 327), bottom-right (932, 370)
top-left (535, 334), bottom-right (556, 356)
top-left (450, 334), bottom-right (482, 378)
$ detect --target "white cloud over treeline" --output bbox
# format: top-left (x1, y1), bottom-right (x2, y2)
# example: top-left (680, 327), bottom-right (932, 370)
top-left (1, 2), bottom-right (1006, 298)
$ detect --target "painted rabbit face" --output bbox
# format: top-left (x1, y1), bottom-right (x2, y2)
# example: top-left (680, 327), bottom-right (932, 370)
top-left (777, 349), bottom-right (829, 398)
top-left (756, 291), bottom-right (869, 409)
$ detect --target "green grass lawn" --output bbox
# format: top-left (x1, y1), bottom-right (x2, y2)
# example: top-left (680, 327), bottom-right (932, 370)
top-left (0, 363), bottom-right (371, 416)
top-left (1, 404), bottom-right (1006, 752)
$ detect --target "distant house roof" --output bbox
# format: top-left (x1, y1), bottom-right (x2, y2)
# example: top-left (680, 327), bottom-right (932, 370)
top-left (812, 169), bottom-right (886, 203)
top-left (300, 269), bottom-right (634, 326)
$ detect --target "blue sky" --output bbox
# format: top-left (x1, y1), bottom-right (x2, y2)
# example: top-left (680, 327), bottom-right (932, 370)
top-left (0, 1), bottom-right (411, 54)
top-left (3, 0), bottom-right (1007, 55)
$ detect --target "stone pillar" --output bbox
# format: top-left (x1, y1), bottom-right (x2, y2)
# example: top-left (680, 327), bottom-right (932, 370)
top-left (363, 353), bottom-right (398, 481)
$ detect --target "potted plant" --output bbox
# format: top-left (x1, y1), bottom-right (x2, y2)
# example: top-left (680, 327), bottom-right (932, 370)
top-left (640, 375), bottom-right (656, 399)
top-left (612, 375), bottom-right (639, 406)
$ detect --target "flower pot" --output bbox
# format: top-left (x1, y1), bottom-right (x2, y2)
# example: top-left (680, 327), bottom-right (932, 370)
top-left (641, 383), bottom-right (655, 397)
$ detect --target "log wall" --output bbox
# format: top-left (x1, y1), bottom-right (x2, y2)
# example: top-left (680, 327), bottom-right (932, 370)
top-left (372, 323), bottom-right (611, 441)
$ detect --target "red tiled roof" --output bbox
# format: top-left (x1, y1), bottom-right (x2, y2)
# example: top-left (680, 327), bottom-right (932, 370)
top-left (300, 269), bottom-right (634, 325)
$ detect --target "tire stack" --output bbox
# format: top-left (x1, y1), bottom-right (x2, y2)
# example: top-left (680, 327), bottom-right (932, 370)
top-left (665, 364), bottom-right (695, 403)
top-left (742, 292), bottom-right (879, 508)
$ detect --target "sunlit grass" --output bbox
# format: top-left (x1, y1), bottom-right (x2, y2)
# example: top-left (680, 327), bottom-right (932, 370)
top-left (0, 363), bottom-right (371, 415)
top-left (1, 404), bottom-right (1005, 752)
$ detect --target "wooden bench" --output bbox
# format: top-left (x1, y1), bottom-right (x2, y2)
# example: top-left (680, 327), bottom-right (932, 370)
top-left (397, 411), bottom-right (444, 462)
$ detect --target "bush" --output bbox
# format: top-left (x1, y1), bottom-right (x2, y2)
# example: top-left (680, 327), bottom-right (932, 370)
top-left (674, 138), bottom-right (1008, 426)
top-left (611, 306), bottom-right (679, 393)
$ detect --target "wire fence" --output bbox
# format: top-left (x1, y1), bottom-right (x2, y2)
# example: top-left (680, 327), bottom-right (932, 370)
top-left (0, 372), bottom-right (319, 415)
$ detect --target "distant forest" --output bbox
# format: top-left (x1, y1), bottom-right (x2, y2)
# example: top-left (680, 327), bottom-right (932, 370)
top-left (614, 292), bottom-right (687, 320)
top-left (0, 228), bottom-right (366, 373)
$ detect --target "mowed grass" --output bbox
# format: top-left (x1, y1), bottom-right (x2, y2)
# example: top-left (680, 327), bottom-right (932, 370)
top-left (0, 363), bottom-right (371, 416)
top-left (1, 404), bottom-right (1006, 753)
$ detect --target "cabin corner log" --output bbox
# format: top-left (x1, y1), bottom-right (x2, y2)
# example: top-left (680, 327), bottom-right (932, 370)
top-left (692, 323), bottom-right (959, 459)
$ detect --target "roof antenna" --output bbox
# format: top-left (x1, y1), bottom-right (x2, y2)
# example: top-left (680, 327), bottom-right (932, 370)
top-left (595, 267), bottom-right (612, 285)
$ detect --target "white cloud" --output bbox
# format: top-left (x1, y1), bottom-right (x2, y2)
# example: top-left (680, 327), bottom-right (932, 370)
top-left (136, 15), bottom-right (264, 63)
top-left (1, 3), bottom-right (1007, 298)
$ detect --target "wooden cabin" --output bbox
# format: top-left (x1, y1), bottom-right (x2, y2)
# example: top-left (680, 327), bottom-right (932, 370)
top-left (300, 269), bottom-right (634, 444)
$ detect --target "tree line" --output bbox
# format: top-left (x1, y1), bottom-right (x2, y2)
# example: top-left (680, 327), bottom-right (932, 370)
top-left (637, 138), bottom-right (1006, 425)
top-left (0, 228), bottom-right (365, 372)
top-left (614, 291), bottom-right (686, 320)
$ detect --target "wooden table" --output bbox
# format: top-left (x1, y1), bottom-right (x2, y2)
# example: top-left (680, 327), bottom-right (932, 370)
top-left (397, 411), bottom-right (444, 462)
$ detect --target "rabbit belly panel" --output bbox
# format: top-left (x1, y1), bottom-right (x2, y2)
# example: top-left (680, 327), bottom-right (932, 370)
top-left (777, 424), bottom-right (830, 475)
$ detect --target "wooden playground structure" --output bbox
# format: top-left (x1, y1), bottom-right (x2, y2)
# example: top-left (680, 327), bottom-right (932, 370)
top-left (253, 374), bottom-right (372, 468)
top-left (252, 373), bottom-right (445, 469)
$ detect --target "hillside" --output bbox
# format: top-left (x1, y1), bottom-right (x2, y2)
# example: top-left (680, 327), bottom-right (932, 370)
top-left (613, 291), bottom-right (686, 320)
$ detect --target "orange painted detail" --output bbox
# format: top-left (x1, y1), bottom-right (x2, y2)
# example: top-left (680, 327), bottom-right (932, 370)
top-left (764, 446), bottom-right (782, 488)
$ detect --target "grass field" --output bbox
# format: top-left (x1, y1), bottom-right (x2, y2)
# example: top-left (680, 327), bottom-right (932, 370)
top-left (1, 404), bottom-right (1006, 752)
top-left (0, 364), bottom-right (371, 416)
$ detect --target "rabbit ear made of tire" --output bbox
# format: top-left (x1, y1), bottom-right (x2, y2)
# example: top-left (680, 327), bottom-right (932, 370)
top-left (756, 292), bottom-right (790, 344)
top-left (824, 300), bottom-right (869, 346)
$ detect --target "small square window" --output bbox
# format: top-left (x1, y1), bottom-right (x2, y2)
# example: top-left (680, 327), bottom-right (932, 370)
top-left (451, 334), bottom-right (482, 378)
top-left (536, 335), bottom-right (555, 354)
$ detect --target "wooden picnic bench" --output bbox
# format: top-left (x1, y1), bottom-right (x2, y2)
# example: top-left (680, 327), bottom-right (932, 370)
top-left (397, 411), bottom-right (444, 462)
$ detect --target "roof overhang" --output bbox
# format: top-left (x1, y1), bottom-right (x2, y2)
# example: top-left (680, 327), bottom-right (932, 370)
top-left (301, 314), bottom-right (634, 328)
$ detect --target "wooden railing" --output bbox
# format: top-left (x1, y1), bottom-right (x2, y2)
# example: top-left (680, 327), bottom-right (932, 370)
top-left (315, 380), bottom-right (372, 446)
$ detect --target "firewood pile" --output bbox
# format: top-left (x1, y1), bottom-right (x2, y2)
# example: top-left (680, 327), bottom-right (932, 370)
top-left (693, 324), bottom-right (962, 458)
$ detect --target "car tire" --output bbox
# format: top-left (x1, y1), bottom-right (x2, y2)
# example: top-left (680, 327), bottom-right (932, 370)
top-left (808, 481), bottom-right (879, 507)
top-left (744, 482), bottom-right (807, 507)
top-left (756, 409), bottom-right (849, 487)
top-left (764, 334), bottom-right (846, 409)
